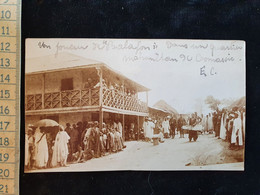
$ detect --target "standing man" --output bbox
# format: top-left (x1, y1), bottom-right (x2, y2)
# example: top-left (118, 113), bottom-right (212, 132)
top-left (143, 117), bottom-right (149, 141)
top-left (170, 117), bottom-right (177, 139)
top-left (148, 118), bottom-right (155, 142)
top-left (162, 117), bottom-right (170, 138)
top-left (189, 113), bottom-right (198, 142)
top-left (231, 112), bottom-right (243, 149)
top-left (216, 112), bottom-right (222, 138)
top-left (70, 124), bottom-right (79, 154)
top-left (177, 115), bottom-right (185, 138)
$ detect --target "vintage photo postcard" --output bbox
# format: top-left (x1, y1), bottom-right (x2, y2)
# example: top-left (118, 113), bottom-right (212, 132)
top-left (24, 39), bottom-right (245, 172)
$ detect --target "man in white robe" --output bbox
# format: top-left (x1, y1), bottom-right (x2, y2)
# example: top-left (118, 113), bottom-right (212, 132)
top-left (51, 125), bottom-right (70, 167)
top-left (25, 133), bottom-right (29, 168)
top-left (242, 112), bottom-right (245, 143)
top-left (162, 118), bottom-right (170, 138)
top-left (148, 119), bottom-right (155, 140)
top-left (118, 121), bottom-right (123, 137)
top-left (219, 113), bottom-right (227, 140)
top-left (201, 114), bottom-right (207, 134)
top-left (231, 113), bottom-right (243, 147)
top-left (143, 118), bottom-right (149, 140)
top-left (208, 113), bottom-right (214, 133)
top-left (34, 127), bottom-right (48, 168)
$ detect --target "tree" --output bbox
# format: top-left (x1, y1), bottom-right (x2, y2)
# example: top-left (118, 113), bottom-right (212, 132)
top-left (204, 96), bottom-right (221, 111)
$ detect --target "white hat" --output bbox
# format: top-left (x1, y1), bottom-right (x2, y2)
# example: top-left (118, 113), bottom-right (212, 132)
top-left (59, 125), bottom-right (64, 131)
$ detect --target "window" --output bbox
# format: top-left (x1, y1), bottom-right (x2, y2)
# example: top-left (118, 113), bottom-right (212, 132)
top-left (61, 78), bottom-right (73, 91)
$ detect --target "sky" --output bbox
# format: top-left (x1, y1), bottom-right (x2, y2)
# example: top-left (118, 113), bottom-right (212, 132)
top-left (26, 39), bottom-right (245, 114)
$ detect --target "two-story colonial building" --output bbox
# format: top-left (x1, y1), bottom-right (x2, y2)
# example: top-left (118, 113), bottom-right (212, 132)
top-left (25, 52), bottom-right (150, 139)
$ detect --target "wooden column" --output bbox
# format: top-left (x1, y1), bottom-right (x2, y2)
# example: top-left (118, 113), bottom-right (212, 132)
top-left (98, 67), bottom-right (103, 130)
top-left (137, 115), bottom-right (139, 141)
top-left (146, 91), bottom-right (149, 106)
top-left (122, 80), bottom-right (125, 141)
top-left (123, 114), bottom-right (125, 142)
top-left (42, 73), bottom-right (45, 109)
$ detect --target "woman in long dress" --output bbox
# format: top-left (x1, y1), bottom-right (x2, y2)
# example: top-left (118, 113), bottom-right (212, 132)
top-left (34, 127), bottom-right (48, 168)
top-left (51, 125), bottom-right (70, 167)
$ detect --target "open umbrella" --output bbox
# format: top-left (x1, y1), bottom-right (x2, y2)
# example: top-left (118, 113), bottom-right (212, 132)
top-left (35, 119), bottom-right (59, 128)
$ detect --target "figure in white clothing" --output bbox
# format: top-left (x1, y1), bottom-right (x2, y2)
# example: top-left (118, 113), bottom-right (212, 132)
top-left (51, 125), bottom-right (70, 167)
top-left (219, 113), bottom-right (227, 140)
top-left (231, 113), bottom-right (243, 147)
top-left (143, 118), bottom-right (149, 139)
top-left (148, 119), bottom-right (155, 140)
top-left (117, 121), bottom-right (123, 137)
top-left (208, 113), bottom-right (214, 133)
top-left (242, 112), bottom-right (245, 142)
top-left (34, 127), bottom-right (48, 168)
top-left (201, 114), bottom-right (207, 133)
top-left (25, 133), bottom-right (29, 167)
top-left (162, 118), bottom-right (170, 138)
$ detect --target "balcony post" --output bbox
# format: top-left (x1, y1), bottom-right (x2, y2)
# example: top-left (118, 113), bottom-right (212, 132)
top-left (146, 91), bottom-right (148, 106)
top-left (42, 73), bottom-right (45, 109)
top-left (97, 67), bottom-right (103, 130)
top-left (123, 114), bottom-right (125, 142)
top-left (122, 80), bottom-right (125, 140)
top-left (137, 115), bottom-right (139, 141)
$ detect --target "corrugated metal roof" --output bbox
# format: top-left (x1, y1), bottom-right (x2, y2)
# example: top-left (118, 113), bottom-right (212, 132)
top-left (149, 106), bottom-right (169, 113)
top-left (25, 52), bottom-right (150, 92)
top-left (26, 52), bottom-right (102, 74)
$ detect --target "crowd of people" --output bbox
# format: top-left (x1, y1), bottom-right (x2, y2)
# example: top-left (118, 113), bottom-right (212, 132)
top-left (142, 106), bottom-right (245, 150)
top-left (24, 120), bottom-right (126, 170)
top-left (202, 106), bottom-right (246, 150)
top-left (83, 77), bottom-right (137, 98)
top-left (25, 106), bottom-right (245, 170)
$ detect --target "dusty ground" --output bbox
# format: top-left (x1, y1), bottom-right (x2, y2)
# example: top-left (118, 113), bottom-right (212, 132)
top-left (27, 133), bottom-right (244, 173)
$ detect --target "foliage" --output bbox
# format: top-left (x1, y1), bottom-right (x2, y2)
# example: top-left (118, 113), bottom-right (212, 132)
top-left (204, 95), bottom-right (221, 111)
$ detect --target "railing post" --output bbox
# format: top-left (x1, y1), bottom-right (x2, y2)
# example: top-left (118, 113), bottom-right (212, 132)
top-left (33, 95), bottom-right (35, 110)
top-left (89, 89), bottom-right (91, 106)
top-left (97, 67), bottom-right (103, 131)
top-left (60, 91), bottom-right (62, 108)
top-left (80, 89), bottom-right (81, 106)
top-left (137, 115), bottom-right (139, 141)
top-left (146, 91), bottom-right (149, 106)
top-left (42, 73), bottom-right (45, 109)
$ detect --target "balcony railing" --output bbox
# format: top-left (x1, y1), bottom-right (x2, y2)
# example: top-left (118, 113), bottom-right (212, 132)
top-left (25, 88), bottom-right (148, 113)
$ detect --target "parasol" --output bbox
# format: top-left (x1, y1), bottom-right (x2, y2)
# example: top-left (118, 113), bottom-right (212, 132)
top-left (35, 119), bottom-right (59, 128)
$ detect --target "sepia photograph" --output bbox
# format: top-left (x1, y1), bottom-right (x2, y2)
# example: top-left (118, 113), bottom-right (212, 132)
top-left (24, 38), bottom-right (245, 172)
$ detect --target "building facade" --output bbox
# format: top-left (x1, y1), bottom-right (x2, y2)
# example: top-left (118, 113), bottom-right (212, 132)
top-left (25, 53), bottom-right (149, 139)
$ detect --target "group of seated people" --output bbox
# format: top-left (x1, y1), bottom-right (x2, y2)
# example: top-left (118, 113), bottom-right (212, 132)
top-left (83, 77), bottom-right (137, 97)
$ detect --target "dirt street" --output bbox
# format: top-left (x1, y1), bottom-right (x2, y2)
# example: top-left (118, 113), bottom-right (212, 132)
top-left (28, 133), bottom-right (244, 173)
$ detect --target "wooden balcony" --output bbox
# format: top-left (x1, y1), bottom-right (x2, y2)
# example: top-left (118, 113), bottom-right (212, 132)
top-left (25, 88), bottom-right (148, 114)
